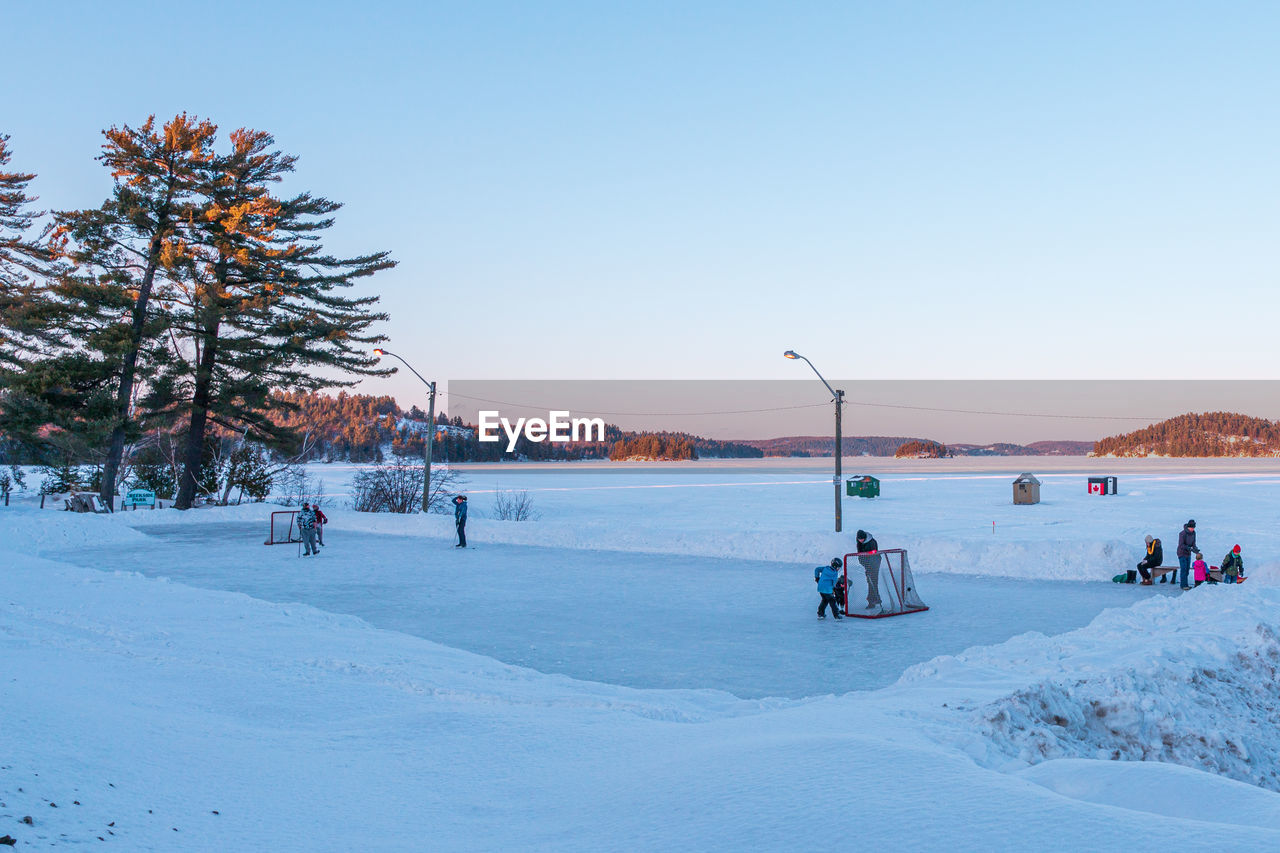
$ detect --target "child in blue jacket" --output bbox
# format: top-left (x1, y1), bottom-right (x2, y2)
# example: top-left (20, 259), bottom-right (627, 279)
top-left (814, 558), bottom-right (844, 620)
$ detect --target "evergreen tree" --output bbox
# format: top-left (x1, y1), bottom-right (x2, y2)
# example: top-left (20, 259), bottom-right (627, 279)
top-left (44, 114), bottom-right (217, 508)
top-left (39, 461), bottom-right (83, 495)
top-left (128, 444), bottom-right (178, 498)
top-left (0, 133), bottom-right (91, 466)
top-left (225, 443), bottom-right (272, 503)
top-left (0, 132), bottom-right (53, 367)
top-left (159, 127), bottom-right (393, 509)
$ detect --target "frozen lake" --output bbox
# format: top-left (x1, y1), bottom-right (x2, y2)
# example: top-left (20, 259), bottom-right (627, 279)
top-left (49, 520), bottom-right (1161, 699)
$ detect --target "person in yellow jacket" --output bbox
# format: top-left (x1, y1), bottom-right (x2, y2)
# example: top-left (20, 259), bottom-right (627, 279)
top-left (1133, 535), bottom-right (1162, 585)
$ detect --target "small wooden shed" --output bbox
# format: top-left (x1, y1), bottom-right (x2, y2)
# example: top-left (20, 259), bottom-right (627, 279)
top-left (1013, 473), bottom-right (1041, 505)
top-left (846, 475), bottom-right (880, 499)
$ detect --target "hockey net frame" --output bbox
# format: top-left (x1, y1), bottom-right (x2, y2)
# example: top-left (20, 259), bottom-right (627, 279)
top-left (265, 510), bottom-right (300, 545)
top-left (842, 548), bottom-right (929, 619)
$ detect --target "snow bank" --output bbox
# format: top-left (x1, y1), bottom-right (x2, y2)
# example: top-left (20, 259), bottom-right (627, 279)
top-left (0, 507), bottom-right (148, 553)
top-left (103, 496), bottom-right (1280, 584)
top-left (898, 587), bottom-right (1280, 791)
top-left (1018, 758), bottom-right (1280, 829)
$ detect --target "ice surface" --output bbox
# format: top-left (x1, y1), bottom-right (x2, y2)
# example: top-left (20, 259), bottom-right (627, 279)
top-left (48, 522), bottom-right (1157, 698)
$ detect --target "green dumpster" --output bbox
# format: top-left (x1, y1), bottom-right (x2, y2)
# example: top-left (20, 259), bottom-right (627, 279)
top-left (846, 475), bottom-right (880, 498)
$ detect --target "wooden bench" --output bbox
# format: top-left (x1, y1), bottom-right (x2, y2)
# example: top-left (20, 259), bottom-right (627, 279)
top-left (1152, 565), bottom-right (1235, 583)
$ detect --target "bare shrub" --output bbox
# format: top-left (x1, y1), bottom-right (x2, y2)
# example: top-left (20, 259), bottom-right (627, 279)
top-left (492, 489), bottom-right (538, 521)
top-left (352, 461), bottom-right (421, 513)
top-left (427, 466), bottom-right (466, 513)
top-left (274, 464), bottom-right (324, 507)
top-left (353, 462), bottom-right (466, 514)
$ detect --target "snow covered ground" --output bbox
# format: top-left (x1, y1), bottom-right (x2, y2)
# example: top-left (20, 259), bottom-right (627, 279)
top-left (5, 459), bottom-right (1280, 850)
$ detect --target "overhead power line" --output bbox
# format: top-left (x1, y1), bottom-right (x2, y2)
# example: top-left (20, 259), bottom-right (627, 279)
top-left (442, 391), bottom-right (1162, 422)
top-left (443, 392), bottom-right (831, 418)
top-left (846, 400), bottom-right (1160, 421)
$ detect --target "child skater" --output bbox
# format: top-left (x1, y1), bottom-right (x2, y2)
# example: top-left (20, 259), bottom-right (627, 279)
top-left (814, 558), bottom-right (844, 620)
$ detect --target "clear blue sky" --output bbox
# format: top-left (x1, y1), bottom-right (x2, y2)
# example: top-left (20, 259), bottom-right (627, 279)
top-left (6, 1), bottom-right (1279, 414)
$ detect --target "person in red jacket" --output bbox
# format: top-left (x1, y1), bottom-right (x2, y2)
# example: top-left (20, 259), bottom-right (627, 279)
top-left (314, 506), bottom-right (328, 547)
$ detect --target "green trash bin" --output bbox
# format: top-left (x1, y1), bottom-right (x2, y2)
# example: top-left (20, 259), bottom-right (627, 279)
top-left (846, 475), bottom-right (880, 498)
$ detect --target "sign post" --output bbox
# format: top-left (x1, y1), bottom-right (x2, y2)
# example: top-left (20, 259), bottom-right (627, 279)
top-left (123, 488), bottom-right (157, 509)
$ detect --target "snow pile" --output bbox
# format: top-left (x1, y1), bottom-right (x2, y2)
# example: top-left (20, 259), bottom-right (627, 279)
top-left (1014, 758), bottom-right (1280, 829)
top-left (0, 507), bottom-right (148, 553)
top-left (899, 587), bottom-right (1280, 790)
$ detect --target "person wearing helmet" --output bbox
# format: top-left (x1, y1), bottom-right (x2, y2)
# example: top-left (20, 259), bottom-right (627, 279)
top-left (298, 502), bottom-right (318, 556)
top-left (814, 558), bottom-right (844, 620)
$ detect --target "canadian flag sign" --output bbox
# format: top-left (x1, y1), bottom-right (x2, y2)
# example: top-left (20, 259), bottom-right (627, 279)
top-left (1087, 476), bottom-right (1117, 495)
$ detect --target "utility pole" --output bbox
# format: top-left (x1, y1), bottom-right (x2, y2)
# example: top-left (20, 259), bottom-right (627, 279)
top-left (423, 380), bottom-right (436, 513)
top-left (373, 348), bottom-right (437, 513)
top-left (785, 350), bottom-right (845, 533)
top-left (834, 388), bottom-right (844, 533)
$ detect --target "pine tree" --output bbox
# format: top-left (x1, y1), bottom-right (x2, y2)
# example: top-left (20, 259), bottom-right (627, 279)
top-left (127, 444), bottom-right (178, 498)
top-left (0, 132), bottom-right (53, 367)
top-left (225, 443), bottom-right (272, 503)
top-left (46, 115), bottom-right (218, 507)
top-left (160, 127), bottom-right (393, 509)
top-left (0, 133), bottom-right (86, 465)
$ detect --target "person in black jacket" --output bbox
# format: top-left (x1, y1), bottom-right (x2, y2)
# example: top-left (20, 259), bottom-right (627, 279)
top-left (1174, 520), bottom-right (1196, 588)
top-left (453, 494), bottom-right (468, 548)
top-left (1134, 535), bottom-right (1162, 585)
top-left (856, 529), bottom-right (883, 609)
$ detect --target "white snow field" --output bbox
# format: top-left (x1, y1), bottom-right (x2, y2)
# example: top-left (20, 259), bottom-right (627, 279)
top-left (5, 457), bottom-right (1280, 851)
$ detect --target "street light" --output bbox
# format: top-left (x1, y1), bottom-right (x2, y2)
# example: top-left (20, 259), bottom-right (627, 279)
top-left (785, 349), bottom-right (845, 533)
top-left (374, 348), bottom-right (437, 513)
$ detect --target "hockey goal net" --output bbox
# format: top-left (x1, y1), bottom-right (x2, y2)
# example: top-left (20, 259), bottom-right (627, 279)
top-left (265, 510), bottom-right (300, 545)
top-left (841, 548), bottom-right (928, 619)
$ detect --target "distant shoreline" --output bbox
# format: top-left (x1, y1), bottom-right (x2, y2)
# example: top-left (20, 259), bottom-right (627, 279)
top-left (422, 456), bottom-right (1280, 477)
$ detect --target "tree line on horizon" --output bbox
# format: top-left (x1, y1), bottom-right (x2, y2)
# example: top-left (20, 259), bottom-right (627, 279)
top-left (894, 439), bottom-right (949, 458)
top-left (1091, 412), bottom-right (1280, 457)
top-left (0, 117), bottom-right (393, 508)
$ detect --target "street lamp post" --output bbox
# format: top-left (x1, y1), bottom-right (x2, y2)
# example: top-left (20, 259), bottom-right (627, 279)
top-left (785, 350), bottom-right (844, 533)
top-left (374, 348), bottom-right (436, 513)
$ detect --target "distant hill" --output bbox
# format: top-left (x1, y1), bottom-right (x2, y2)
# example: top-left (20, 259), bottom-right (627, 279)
top-left (747, 436), bottom-right (1093, 457)
top-left (949, 441), bottom-right (1094, 457)
top-left (1025, 441), bottom-right (1096, 455)
top-left (1093, 412), bottom-right (1280, 457)
top-left (742, 436), bottom-right (921, 457)
top-left (895, 440), bottom-right (947, 459)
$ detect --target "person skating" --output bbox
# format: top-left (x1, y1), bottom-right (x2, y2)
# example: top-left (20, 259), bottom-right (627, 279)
top-left (1135, 535), bottom-right (1162, 585)
top-left (298, 502), bottom-right (319, 556)
top-left (814, 558), bottom-right (844, 619)
top-left (856, 529), bottom-right (883, 609)
top-left (453, 494), bottom-right (468, 548)
top-left (314, 505), bottom-right (328, 547)
top-left (1221, 544), bottom-right (1245, 584)
top-left (1173, 519), bottom-right (1197, 587)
